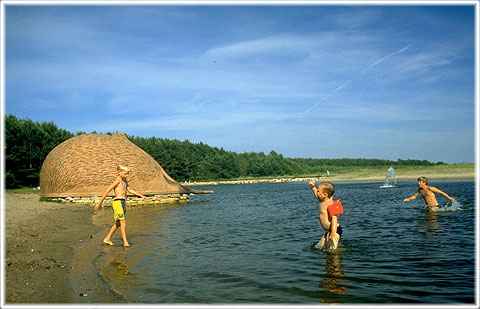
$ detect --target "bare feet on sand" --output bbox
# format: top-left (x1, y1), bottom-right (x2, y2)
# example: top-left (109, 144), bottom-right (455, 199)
top-left (123, 243), bottom-right (130, 247)
top-left (103, 239), bottom-right (113, 246)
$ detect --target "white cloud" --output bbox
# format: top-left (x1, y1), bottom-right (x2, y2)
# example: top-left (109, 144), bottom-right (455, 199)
top-left (330, 7), bottom-right (382, 29)
top-left (203, 34), bottom-right (313, 59)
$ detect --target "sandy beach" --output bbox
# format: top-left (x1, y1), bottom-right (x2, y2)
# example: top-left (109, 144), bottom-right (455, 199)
top-left (3, 192), bottom-right (105, 304)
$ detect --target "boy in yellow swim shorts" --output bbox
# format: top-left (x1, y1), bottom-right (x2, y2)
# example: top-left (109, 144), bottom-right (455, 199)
top-left (112, 199), bottom-right (127, 221)
top-left (94, 163), bottom-right (147, 247)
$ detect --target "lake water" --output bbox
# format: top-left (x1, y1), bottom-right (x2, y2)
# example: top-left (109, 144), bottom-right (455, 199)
top-left (85, 180), bottom-right (476, 304)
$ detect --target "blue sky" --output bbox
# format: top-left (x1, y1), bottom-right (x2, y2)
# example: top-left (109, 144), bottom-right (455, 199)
top-left (4, 3), bottom-right (477, 163)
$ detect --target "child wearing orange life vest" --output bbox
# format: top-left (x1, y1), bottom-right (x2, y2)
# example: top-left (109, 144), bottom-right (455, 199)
top-left (309, 181), bottom-right (343, 250)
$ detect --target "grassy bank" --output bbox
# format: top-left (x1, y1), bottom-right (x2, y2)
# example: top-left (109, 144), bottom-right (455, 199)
top-left (4, 187), bottom-right (42, 194)
top-left (318, 163), bottom-right (475, 182)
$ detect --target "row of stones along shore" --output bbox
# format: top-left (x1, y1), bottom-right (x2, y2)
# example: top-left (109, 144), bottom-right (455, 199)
top-left (47, 194), bottom-right (190, 206)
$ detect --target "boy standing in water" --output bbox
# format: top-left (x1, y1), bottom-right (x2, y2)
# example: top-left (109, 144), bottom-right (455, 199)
top-left (309, 181), bottom-right (342, 250)
top-left (403, 176), bottom-right (454, 210)
top-left (94, 163), bottom-right (147, 247)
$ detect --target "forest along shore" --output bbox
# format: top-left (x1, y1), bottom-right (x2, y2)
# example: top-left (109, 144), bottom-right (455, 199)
top-left (184, 164), bottom-right (475, 186)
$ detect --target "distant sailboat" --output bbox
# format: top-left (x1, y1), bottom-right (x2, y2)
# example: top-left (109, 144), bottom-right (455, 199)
top-left (380, 167), bottom-right (397, 188)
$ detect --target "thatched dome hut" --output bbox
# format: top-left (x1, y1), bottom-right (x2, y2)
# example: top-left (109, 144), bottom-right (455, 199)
top-left (40, 133), bottom-right (210, 198)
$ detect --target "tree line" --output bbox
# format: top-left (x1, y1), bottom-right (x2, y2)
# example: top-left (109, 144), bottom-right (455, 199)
top-left (5, 114), bottom-right (444, 188)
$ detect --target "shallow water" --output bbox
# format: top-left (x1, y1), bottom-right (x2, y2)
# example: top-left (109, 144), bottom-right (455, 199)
top-left (88, 180), bottom-right (476, 304)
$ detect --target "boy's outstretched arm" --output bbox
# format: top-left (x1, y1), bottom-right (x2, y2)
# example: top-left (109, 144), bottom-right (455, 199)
top-left (309, 181), bottom-right (320, 201)
top-left (127, 187), bottom-right (148, 202)
top-left (429, 186), bottom-right (454, 202)
top-left (330, 215), bottom-right (338, 239)
top-left (403, 190), bottom-right (419, 202)
top-left (94, 178), bottom-right (120, 211)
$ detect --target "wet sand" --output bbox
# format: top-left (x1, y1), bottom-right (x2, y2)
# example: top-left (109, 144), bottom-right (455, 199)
top-left (3, 192), bottom-right (110, 304)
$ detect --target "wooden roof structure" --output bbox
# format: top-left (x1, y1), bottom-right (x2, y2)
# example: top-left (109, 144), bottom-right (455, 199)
top-left (40, 133), bottom-right (212, 198)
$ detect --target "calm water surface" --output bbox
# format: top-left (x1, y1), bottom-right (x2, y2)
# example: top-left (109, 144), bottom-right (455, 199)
top-left (90, 180), bottom-right (476, 304)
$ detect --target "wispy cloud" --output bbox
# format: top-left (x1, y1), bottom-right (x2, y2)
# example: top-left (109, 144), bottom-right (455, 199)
top-left (303, 80), bottom-right (352, 114)
top-left (330, 7), bottom-right (382, 29)
top-left (203, 34), bottom-right (316, 60)
top-left (84, 107), bottom-right (296, 134)
top-left (302, 44), bottom-right (413, 114)
top-left (360, 44), bottom-right (413, 74)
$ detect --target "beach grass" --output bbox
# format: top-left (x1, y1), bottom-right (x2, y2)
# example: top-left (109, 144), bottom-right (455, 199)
top-left (5, 187), bottom-right (41, 194)
top-left (329, 163), bottom-right (475, 182)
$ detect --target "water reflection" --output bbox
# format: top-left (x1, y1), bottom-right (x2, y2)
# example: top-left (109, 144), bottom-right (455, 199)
top-left (99, 247), bottom-right (137, 300)
top-left (108, 248), bottom-right (132, 275)
top-left (423, 210), bottom-right (440, 243)
top-left (319, 250), bottom-right (348, 303)
top-left (424, 210), bottom-right (439, 229)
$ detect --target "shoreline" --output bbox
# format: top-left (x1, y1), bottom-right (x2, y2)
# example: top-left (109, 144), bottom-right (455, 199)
top-left (185, 175), bottom-right (475, 187)
top-left (3, 192), bottom-right (109, 304)
top-left (68, 220), bottom-right (124, 304)
top-left (185, 173), bottom-right (475, 187)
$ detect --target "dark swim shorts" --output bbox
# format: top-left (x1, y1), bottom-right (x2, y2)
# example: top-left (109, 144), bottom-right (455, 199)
top-left (325, 225), bottom-right (342, 239)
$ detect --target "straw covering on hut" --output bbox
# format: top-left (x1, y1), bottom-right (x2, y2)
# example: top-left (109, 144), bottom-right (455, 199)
top-left (40, 133), bottom-right (212, 198)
